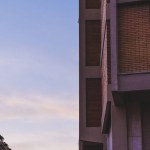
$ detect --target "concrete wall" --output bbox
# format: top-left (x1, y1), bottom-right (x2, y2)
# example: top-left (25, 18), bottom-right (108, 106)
top-left (79, 0), bottom-right (107, 147)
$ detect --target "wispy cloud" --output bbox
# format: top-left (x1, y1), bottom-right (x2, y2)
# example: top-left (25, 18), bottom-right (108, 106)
top-left (0, 94), bottom-right (78, 121)
top-left (4, 124), bottom-right (78, 150)
top-left (0, 93), bottom-right (78, 150)
top-left (0, 1), bottom-right (78, 149)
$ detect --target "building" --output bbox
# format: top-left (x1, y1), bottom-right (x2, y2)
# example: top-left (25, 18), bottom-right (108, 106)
top-left (79, 0), bottom-right (150, 150)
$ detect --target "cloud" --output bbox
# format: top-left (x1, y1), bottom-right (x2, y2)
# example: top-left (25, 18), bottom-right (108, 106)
top-left (10, 134), bottom-right (78, 150)
top-left (4, 125), bottom-right (78, 150)
top-left (0, 93), bottom-right (78, 150)
top-left (0, 93), bottom-right (78, 121)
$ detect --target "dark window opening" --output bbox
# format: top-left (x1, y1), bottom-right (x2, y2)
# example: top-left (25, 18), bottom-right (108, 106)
top-left (86, 20), bottom-right (101, 66)
top-left (86, 78), bottom-right (102, 127)
top-left (86, 0), bottom-right (101, 9)
top-left (83, 141), bottom-right (103, 150)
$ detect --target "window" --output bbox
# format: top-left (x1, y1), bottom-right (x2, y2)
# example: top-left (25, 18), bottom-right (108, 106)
top-left (86, 78), bottom-right (102, 127)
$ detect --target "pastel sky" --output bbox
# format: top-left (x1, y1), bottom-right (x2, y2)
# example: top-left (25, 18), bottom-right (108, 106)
top-left (0, 1), bottom-right (78, 150)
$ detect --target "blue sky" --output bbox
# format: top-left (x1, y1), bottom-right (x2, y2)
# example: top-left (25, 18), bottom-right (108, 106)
top-left (0, 1), bottom-right (78, 149)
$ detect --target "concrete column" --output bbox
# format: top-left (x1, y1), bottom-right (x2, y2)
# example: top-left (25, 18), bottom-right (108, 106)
top-left (111, 101), bottom-right (128, 150)
top-left (127, 101), bottom-right (142, 150)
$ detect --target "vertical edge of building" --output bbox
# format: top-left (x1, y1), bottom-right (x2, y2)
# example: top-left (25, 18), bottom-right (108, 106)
top-left (79, 0), bottom-right (107, 149)
top-left (79, 0), bottom-right (150, 150)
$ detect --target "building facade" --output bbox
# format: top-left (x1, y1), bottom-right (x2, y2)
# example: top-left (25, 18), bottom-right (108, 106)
top-left (79, 0), bottom-right (150, 150)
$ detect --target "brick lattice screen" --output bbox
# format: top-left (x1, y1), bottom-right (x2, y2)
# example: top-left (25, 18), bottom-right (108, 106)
top-left (86, 20), bottom-right (101, 66)
top-left (86, 0), bottom-right (101, 9)
top-left (86, 78), bottom-right (102, 127)
top-left (118, 3), bottom-right (150, 73)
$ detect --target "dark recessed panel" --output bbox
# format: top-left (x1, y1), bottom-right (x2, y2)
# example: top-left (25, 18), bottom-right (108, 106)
top-left (86, 20), bottom-right (101, 66)
top-left (86, 0), bottom-right (101, 9)
top-left (83, 141), bottom-right (103, 150)
top-left (118, 3), bottom-right (150, 73)
top-left (86, 78), bottom-right (102, 127)
top-left (142, 102), bottom-right (150, 150)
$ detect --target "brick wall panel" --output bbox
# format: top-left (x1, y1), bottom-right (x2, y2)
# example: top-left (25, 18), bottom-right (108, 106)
top-left (118, 3), bottom-right (150, 73)
top-left (86, 20), bottom-right (101, 66)
top-left (86, 78), bottom-right (102, 127)
top-left (86, 0), bottom-right (101, 9)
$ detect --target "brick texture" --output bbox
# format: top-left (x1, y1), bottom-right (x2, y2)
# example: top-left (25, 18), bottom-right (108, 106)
top-left (86, 78), bottom-right (102, 127)
top-left (86, 0), bottom-right (101, 9)
top-left (118, 3), bottom-right (150, 73)
top-left (86, 20), bottom-right (101, 66)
